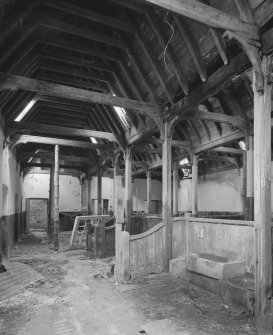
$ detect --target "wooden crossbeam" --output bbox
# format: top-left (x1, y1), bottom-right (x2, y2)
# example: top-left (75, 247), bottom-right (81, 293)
top-left (142, 0), bottom-right (258, 39)
top-left (192, 130), bottom-right (243, 154)
top-left (164, 52), bottom-right (251, 121)
top-left (0, 73), bottom-right (161, 115)
top-left (212, 147), bottom-right (244, 155)
top-left (179, 111), bottom-right (246, 126)
top-left (18, 151), bottom-right (94, 163)
top-left (23, 162), bottom-right (87, 172)
top-left (7, 121), bottom-right (119, 142)
top-left (11, 134), bottom-right (113, 150)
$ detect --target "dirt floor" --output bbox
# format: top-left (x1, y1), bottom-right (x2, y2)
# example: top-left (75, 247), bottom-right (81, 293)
top-left (0, 232), bottom-right (270, 335)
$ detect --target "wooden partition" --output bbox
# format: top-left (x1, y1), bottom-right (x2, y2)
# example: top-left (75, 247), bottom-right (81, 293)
top-left (172, 217), bottom-right (255, 273)
top-left (130, 215), bottom-right (162, 234)
top-left (129, 222), bottom-right (165, 276)
top-left (69, 215), bottom-right (110, 249)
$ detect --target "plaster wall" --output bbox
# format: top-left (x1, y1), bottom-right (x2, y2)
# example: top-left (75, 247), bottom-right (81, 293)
top-left (132, 179), bottom-right (162, 212)
top-left (22, 172), bottom-right (81, 212)
top-left (90, 177), bottom-right (162, 214)
top-left (0, 121), bottom-right (22, 253)
top-left (178, 169), bottom-right (244, 213)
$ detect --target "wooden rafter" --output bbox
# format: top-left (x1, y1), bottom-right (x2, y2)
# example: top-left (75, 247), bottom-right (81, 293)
top-left (173, 16), bottom-right (207, 82)
top-left (164, 52), bottom-right (251, 121)
top-left (141, 0), bottom-right (258, 39)
top-left (145, 9), bottom-right (188, 95)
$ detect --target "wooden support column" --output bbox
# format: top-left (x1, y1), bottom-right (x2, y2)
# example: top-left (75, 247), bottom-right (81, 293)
top-left (113, 154), bottom-right (124, 281)
top-left (246, 135), bottom-right (254, 220)
top-left (172, 161), bottom-right (179, 215)
top-left (146, 170), bottom-right (152, 214)
top-left (47, 164), bottom-right (54, 241)
top-left (162, 122), bottom-right (172, 269)
top-left (124, 147), bottom-right (132, 233)
top-left (253, 56), bottom-right (272, 316)
top-left (97, 168), bottom-right (102, 215)
top-left (87, 175), bottom-right (92, 215)
top-left (53, 145), bottom-right (60, 251)
top-left (191, 154), bottom-right (198, 217)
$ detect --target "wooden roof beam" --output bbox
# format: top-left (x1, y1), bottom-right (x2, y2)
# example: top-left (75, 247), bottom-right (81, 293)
top-left (0, 73), bottom-right (161, 115)
top-left (6, 121), bottom-right (120, 143)
top-left (18, 152), bottom-right (94, 164)
top-left (41, 0), bottom-right (134, 32)
top-left (145, 10), bottom-right (188, 94)
top-left (173, 16), bottom-right (207, 82)
top-left (10, 134), bottom-right (113, 150)
top-left (179, 110), bottom-right (246, 126)
top-left (39, 17), bottom-right (126, 50)
top-left (141, 0), bottom-right (259, 40)
top-left (164, 52), bottom-right (251, 121)
top-left (23, 162), bottom-right (87, 172)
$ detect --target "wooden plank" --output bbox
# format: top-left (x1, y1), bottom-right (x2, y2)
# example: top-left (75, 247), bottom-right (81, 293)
top-left (11, 134), bottom-right (113, 150)
top-left (0, 73), bottom-right (161, 115)
top-left (7, 121), bottom-right (119, 142)
top-left (253, 57), bottom-right (272, 316)
top-left (142, 0), bottom-right (258, 39)
top-left (53, 145), bottom-right (59, 251)
top-left (164, 52), bottom-right (251, 121)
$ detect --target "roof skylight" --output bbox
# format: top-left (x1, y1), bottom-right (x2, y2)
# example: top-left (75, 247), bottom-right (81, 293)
top-left (14, 99), bottom-right (37, 122)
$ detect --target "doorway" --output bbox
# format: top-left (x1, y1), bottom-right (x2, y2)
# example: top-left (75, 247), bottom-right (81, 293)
top-left (27, 198), bottom-right (48, 230)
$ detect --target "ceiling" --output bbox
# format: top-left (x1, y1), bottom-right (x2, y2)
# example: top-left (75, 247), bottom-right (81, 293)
top-left (0, 0), bottom-right (272, 179)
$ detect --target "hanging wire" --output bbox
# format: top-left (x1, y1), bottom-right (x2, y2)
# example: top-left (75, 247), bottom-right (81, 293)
top-left (163, 11), bottom-right (175, 77)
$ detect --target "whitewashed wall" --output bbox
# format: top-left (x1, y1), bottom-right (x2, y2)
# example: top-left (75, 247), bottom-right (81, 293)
top-left (178, 169), bottom-right (244, 212)
top-left (22, 172), bottom-right (81, 212)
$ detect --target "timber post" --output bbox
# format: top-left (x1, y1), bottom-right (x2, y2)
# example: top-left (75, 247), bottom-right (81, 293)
top-left (253, 56), bottom-right (272, 316)
top-left (146, 169), bottom-right (152, 214)
top-left (53, 144), bottom-right (60, 251)
top-left (48, 163), bottom-right (54, 241)
top-left (87, 174), bottom-right (92, 214)
top-left (113, 154), bottom-right (124, 281)
top-left (246, 135), bottom-right (254, 221)
top-left (191, 154), bottom-right (198, 217)
top-left (172, 160), bottom-right (179, 215)
top-left (97, 167), bottom-right (102, 214)
top-left (162, 122), bottom-right (172, 270)
top-left (124, 147), bottom-right (132, 233)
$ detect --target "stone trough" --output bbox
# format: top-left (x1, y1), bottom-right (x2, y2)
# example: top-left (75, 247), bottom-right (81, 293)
top-left (186, 253), bottom-right (245, 280)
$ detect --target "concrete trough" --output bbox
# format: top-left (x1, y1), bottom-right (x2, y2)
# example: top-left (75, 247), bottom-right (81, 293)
top-left (186, 253), bottom-right (245, 280)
